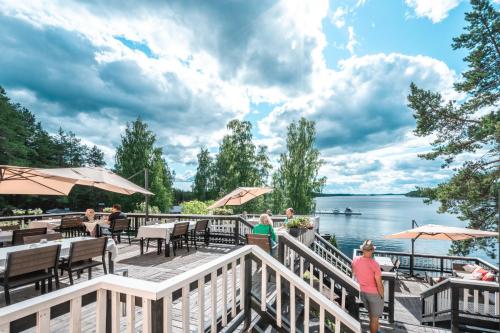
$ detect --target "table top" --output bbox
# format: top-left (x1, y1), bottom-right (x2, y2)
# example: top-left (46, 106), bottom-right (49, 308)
top-left (137, 221), bottom-right (196, 240)
top-left (375, 256), bottom-right (394, 271)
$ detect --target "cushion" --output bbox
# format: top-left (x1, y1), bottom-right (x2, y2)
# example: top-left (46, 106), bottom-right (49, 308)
top-left (473, 267), bottom-right (488, 276)
top-left (471, 271), bottom-right (484, 280)
top-left (482, 272), bottom-right (495, 282)
top-left (463, 264), bottom-right (476, 273)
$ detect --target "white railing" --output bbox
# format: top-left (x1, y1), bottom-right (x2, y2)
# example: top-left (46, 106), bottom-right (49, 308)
top-left (0, 245), bottom-right (360, 333)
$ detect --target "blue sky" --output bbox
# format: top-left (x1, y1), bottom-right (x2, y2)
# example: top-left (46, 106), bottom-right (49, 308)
top-left (0, 0), bottom-right (495, 193)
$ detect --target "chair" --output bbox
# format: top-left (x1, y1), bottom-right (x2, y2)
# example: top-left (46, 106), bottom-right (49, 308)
top-left (167, 222), bottom-right (190, 257)
top-left (392, 258), bottom-right (401, 279)
top-left (190, 219), bottom-right (210, 249)
top-left (23, 232), bottom-right (62, 244)
top-left (0, 224), bottom-right (20, 231)
top-left (246, 234), bottom-right (272, 253)
top-left (12, 228), bottom-right (47, 245)
top-left (0, 244), bottom-right (61, 305)
top-left (145, 219), bottom-right (177, 253)
top-left (59, 238), bottom-right (108, 285)
top-left (101, 219), bottom-right (131, 244)
top-left (58, 216), bottom-right (84, 237)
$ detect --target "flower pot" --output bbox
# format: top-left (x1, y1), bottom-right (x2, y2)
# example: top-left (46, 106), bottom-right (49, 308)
top-left (288, 227), bottom-right (301, 237)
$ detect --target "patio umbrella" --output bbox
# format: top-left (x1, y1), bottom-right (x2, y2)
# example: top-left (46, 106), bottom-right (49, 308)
top-left (385, 222), bottom-right (498, 275)
top-left (0, 165), bottom-right (152, 196)
top-left (0, 165), bottom-right (76, 195)
top-left (208, 187), bottom-right (273, 209)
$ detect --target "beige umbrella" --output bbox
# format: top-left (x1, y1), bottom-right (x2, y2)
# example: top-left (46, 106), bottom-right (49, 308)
top-left (0, 165), bottom-right (152, 196)
top-left (0, 165), bottom-right (76, 195)
top-left (209, 187), bottom-right (273, 209)
top-left (385, 223), bottom-right (498, 275)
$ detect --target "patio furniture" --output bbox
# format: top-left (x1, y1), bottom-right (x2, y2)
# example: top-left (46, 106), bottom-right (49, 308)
top-left (374, 256), bottom-right (394, 272)
top-left (168, 222), bottom-right (190, 257)
top-left (57, 216), bottom-right (84, 238)
top-left (0, 224), bottom-right (20, 231)
top-left (12, 227), bottom-right (47, 245)
top-left (0, 244), bottom-right (61, 305)
top-left (23, 232), bottom-right (62, 244)
top-left (101, 219), bottom-right (131, 244)
top-left (391, 257), bottom-right (401, 278)
top-left (28, 219), bottom-right (61, 230)
top-left (137, 221), bottom-right (197, 256)
top-left (246, 234), bottom-right (272, 253)
top-left (190, 219), bottom-right (210, 249)
top-left (59, 237), bottom-right (108, 285)
top-left (145, 219), bottom-right (177, 254)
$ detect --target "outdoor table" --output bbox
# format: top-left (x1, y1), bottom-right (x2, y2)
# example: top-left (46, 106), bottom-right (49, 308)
top-left (375, 256), bottom-right (394, 272)
top-left (28, 219), bottom-right (61, 230)
top-left (0, 231), bottom-right (12, 244)
top-left (0, 236), bottom-right (118, 274)
top-left (137, 221), bottom-right (196, 256)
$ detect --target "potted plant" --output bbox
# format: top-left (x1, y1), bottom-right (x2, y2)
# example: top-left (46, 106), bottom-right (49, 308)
top-left (286, 216), bottom-right (309, 237)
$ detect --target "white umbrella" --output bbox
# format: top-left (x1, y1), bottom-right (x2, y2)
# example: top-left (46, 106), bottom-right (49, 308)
top-left (209, 187), bottom-right (273, 209)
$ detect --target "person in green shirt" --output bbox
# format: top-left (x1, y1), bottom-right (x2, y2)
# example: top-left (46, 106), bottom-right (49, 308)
top-left (252, 214), bottom-right (276, 246)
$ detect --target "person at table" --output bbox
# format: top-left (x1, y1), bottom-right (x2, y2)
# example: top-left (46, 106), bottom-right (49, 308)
top-left (283, 207), bottom-right (294, 225)
top-left (104, 204), bottom-right (127, 225)
top-left (352, 240), bottom-right (384, 333)
top-left (83, 208), bottom-right (96, 222)
top-left (252, 214), bottom-right (276, 248)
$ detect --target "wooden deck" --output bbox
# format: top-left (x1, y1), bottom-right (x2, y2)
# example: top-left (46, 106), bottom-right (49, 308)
top-left (1, 242), bottom-right (451, 332)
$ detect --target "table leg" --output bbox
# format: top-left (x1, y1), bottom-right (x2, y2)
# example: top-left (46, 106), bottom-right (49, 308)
top-left (165, 241), bottom-right (170, 257)
top-left (157, 239), bottom-right (162, 255)
top-left (140, 238), bottom-right (144, 255)
top-left (108, 252), bottom-right (114, 274)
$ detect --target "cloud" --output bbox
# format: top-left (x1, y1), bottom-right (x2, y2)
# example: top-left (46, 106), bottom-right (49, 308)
top-left (331, 7), bottom-right (347, 28)
top-left (346, 26), bottom-right (358, 55)
top-left (404, 0), bottom-right (461, 23)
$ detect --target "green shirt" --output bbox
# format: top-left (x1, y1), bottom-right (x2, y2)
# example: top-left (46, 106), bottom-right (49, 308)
top-left (252, 224), bottom-right (276, 242)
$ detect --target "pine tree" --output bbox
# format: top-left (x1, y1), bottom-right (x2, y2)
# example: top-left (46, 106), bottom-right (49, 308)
top-left (193, 148), bottom-right (215, 201)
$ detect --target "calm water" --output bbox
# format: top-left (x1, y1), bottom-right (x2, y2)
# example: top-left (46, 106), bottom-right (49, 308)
top-left (315, 195), bottom-right (498, 264)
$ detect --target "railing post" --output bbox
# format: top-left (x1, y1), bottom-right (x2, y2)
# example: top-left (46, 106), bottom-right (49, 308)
top-left (278, 239), bottom-right (285, 265)
top-left (105, 290), bottom-right (112, 333)
top-left (433, 292), bottom-right (438, 325)
top-left (234, 218), bottom-right (240, 245)
top-left (151, 299), bottom-right (164, 333)
top-left (450, 285), bottom-right (459, 333)
top-left (440, 257), bottom-right (444, 275)
top-left (243, 254), bottom-right (252, 329)
top-left (388, 277), bottom-right (395, 323)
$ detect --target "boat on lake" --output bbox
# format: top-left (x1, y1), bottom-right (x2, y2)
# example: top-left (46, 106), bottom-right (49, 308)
top-left (315, 207), bottom-right (362, 215)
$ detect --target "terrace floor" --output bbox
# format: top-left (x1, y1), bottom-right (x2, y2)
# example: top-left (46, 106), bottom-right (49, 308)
top-left (1, 241), bottom-right (451, 332)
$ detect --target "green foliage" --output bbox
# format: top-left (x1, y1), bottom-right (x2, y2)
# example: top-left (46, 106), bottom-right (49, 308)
top-left (271, 118), bottom-right (326, 214)
top-left (114, 117), bottom-right (174, 213)
top-left (180, 200), bottom-right (213, 215)
top-left (193, 148), bottom-right (215, 201)
top-left (212, 207), bottom-right (234, 215)
top-left (329, 234), bottom-right (338, 248)
top-left (103, 207), bottom-right (113, 213)
top-left (133, 202), bottom-right (161, 214)
top-left (407, 0), bottom-right (499, 258)
top-left (13, 208), bottom-right (43, 215)
top-left (286, 216), bottom-right (310, 229)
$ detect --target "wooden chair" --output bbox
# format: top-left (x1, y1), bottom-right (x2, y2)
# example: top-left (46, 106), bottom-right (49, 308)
top-left (101, 219), bottom-right (130, 244)
top-left (59, 238), bottom-right (108, 285)
top-left (12, 228), bottom-right (47, 245)
top-left (167, 222), bottom-right (190, 257)
top-left (245, 234), bottom-right (272, 253)
top-left (58, 216), bottom-right (84, 237)
top-left (190, 219), bottom-right (210, 249)
top-left (0, 224), bottom-right (20, 231)
top-left (0, 244), bottom-right (61, 305)
top-left (23, 232), bottom-right (62, 244)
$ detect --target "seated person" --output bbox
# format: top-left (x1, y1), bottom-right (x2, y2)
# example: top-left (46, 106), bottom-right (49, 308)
top-left (252, 214), bottom-right (276, 247)
top-left (83, 208), bottom-right (96, 222)
top-left (103, 204), bottom-right (127, 226)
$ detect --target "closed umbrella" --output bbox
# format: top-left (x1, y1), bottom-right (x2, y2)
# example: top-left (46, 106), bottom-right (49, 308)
top-left (209, 187), bottom-right (273, 209)
top-left (385, 222), bottom-right (498, 275)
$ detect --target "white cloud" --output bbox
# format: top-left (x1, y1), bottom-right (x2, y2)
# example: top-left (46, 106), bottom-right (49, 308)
top-left (331, 7), bottom-right (347, 28)
top-left (405, 0), bottom-right (462, 23)
top-left (346, 26), bottom-right (358, 55)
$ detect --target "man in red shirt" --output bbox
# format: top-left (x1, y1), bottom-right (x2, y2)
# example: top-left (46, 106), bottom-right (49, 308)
top-left (352, 240), bottom-right (384, 333)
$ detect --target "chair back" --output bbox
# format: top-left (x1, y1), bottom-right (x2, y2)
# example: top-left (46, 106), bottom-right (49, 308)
top-left (69, 237), bottom-right (107, 264)
top-left (23, 232), bottom-right (62, 244)
top-left (172, 222), bottom-right (190, 237)
top-left (394, 258), bottom-right (401, 269)
top-left (195, 219), bottom-right (209, 232)
top-left (0, 224), bottom-right (20, 231)
top-left (246, 234), bottom-right (271, 253)
top-left (111, 219), bottom-right (130, 232)
top-left (6, 244), bottom-right (60, 277)
top-left (61, 216), bottom-right (82, 229)
top-left (12, 228), bottom-right (47, 245)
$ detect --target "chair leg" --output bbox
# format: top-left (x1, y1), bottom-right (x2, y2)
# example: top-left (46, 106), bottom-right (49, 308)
top-left (88, 267), bottom-right (92, 280)
top-left (146, 239), bottom-right (150, 252)
top-left (54, 269), bottom-right (60, 289)
top-left (128, 233), bottom-right (131, 245)
top-left (41, 280), bottom-right (46, 294)
top-left (4, 286), bottom-right (10, 305)
top-left (48, 277), bottom-right (53, 292)
top-left (68, 271), bottom-right (74, 285)
top-left (35, 281), bottom-right (40, 290)
top-left (173, 241), bottom-right (176, 256)
top-left (185, 235), bottom-right (189, 252)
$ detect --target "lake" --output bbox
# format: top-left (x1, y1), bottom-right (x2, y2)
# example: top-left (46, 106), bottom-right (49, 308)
top-left (314, 195), bottom-right (498, 264)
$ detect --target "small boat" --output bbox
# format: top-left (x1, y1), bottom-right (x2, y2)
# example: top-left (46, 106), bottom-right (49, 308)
top-left (332, 209), bottom-right (340, 214)
top-left (344, 207), bottom-right (353, 214)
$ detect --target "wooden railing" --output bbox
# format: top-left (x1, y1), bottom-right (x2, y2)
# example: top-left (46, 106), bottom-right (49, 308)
top-left (0, 245), bottom-right (360, 333)
top-left (353, 248), bottom-right (499, 277)
top-left (421, 278), bottom-right (500, 333)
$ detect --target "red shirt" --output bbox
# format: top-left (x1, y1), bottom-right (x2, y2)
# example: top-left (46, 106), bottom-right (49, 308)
top-left (352, 256), bottom-right (381, 294)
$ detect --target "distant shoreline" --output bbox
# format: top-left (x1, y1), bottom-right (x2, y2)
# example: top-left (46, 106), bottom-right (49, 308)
top-left (314, 192), bottom-right (426, 197)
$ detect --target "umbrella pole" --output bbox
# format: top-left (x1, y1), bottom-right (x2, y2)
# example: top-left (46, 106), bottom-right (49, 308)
top-left (410, 219), bottom-right (418, 277)
top-left (145, 168), bottom-right (149, 224)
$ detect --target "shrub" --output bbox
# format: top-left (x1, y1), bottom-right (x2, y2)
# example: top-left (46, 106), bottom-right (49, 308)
top-left (133, 202), bottom-right (161, 214)
top-left (181, 200), bottom-right (211, 215)
top-left (13, 208), bottom-right (43, 215)
top-left (286, 216), bottom-right (310, 229)
top-left (212, 207), bottom-right (234, 215)
top-left (103, 207), bottom-right (113, 213)
top-left (329, 234), bottom-right (338, 248)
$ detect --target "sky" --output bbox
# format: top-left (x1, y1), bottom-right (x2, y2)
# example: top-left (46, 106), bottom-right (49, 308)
top-left (0, 0), bottom-right (495, 193)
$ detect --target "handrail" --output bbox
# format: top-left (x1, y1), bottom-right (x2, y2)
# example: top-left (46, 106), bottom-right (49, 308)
top-left (0, 245), bottom-right (360, 333)
top-left (314, 233), bottom-right (352, 264)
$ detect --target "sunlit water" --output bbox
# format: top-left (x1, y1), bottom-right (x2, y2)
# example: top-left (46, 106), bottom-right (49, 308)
top-left (315, 195), bottom-right (498, 265)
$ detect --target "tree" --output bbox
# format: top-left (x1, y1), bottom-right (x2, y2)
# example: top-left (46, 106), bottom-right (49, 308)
top-left (407, 0), bottom-right (499, 258)
top-left (114, 117), bottom-right (174, 212)
top-left (86, 145), bottom-right (105, 167)
top-left (214, 120), bottom-right (263, 195)
top-left (193, 148), bottom-right (215, 200)
top-left (272, 118), bottom-right (326, 214)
